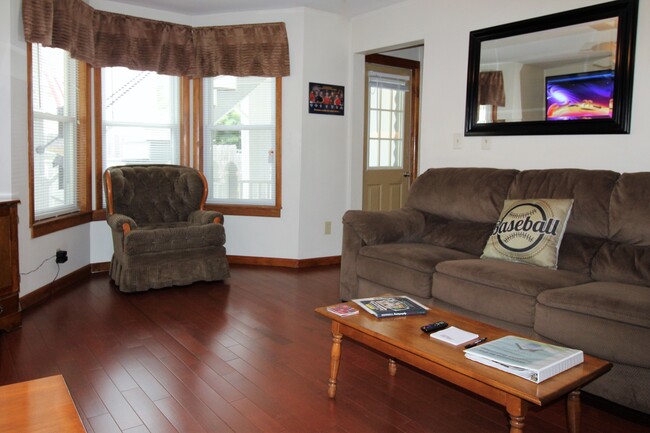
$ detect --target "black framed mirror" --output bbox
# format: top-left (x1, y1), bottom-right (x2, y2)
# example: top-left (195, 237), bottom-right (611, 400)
top-left (465, 0), bottom-right (638, 136)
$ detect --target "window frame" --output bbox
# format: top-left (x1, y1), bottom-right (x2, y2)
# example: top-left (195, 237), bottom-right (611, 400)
top-left (27, 43), bottom-right (93, 238)
top-left (92, 71), bottom-right (191, 221)
top-left (193, 77), bottom-right (282, 217)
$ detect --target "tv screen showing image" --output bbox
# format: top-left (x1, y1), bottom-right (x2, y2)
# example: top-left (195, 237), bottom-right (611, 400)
top-left (546, 70), bottom-right (614, 121)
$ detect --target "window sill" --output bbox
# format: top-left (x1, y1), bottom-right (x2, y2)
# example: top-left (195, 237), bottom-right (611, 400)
top-left (205, 204), bottom-right (281, 218)
top-left (31, 211), bottom-right (93, 238)
top-left (92, 205), bottom-right (280, 221)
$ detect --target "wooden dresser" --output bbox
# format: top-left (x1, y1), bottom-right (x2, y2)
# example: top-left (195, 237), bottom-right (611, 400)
top-left (0, 200), bottom-right (21, 332)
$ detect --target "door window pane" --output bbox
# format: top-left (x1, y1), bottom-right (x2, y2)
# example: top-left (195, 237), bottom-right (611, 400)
top-left (367, 78), bottom-right (407, 169)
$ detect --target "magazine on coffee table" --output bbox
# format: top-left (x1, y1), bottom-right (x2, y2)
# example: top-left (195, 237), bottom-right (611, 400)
top-left (353, 296), bottom-right (429, 318)
top-left (464, 335), bottom-right (584, 383)
top-left (326, 303), bottom-right (359, 317)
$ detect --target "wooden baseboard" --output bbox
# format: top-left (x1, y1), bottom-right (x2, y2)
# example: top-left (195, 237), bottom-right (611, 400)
top-left (21, 256), bottom-right (340, 311)
top-left (91, 262), bottom-right (111, 273)
top-left (20, 265), bottom-right (92, 310)
top-left (227, 255), bottom-right (341, 268)
top-left (90, 256), bottom-right (341, 272)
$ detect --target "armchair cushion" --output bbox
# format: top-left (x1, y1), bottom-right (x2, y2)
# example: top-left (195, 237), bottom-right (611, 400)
top-left (124, 224), bottom-right (226, 255)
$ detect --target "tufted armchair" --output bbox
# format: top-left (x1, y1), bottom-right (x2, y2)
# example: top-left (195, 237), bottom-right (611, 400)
top-left (104, 164), bottom-right (230, 292)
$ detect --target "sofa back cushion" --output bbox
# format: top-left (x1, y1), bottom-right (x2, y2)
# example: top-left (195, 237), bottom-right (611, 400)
top-left (608, 172), bottom-right (650, 245)
top-left (420, 216), bottom-right (495, 256)
top-left (506, 169), bottom-right (619, 238)
top-left (592, 172), bottom-right (650, 286)
top-left (406, 167), bottom-right (518, 223)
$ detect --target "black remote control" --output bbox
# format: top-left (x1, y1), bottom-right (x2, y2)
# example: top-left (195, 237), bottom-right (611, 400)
top-left (421, 321), bottom-right (448, 333)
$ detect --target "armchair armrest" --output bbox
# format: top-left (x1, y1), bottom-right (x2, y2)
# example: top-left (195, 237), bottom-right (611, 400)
top-left (189, 210), bottom-right (225, 225)
top-left (107, 213), bottom-right (137, 233)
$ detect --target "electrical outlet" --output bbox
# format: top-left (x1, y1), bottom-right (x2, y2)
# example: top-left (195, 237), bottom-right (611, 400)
top-left (324, 221), bottom-right (332, 235)
top-left (56, 249), bottom-right (68, 264)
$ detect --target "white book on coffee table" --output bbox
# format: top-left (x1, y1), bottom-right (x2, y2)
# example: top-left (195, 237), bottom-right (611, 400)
top-left (430, 326), bottom-right (479, 346)
top-left (464, 335), bottom-right (584, 383)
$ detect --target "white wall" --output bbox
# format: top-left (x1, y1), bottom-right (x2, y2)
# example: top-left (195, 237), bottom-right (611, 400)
top-left (0, 0), bottom-right (12, 200)
top-left (298, 9), bottom-right (349, 258)
top-left (349, 0), bottom-right (650, 212)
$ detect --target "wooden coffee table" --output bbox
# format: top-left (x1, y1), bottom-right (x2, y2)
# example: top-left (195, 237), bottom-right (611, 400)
top-left (315, 303), bottom-right (611, 433)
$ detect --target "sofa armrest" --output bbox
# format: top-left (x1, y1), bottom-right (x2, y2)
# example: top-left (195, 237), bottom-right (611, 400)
top-left (107, 213), bottom-right (137, 233)
top-left (189, 209), bottom-right (225, 225)
top-left (342, 208), bottom-right (426, 245)
top-left (340, 208), bottom-right (426, 300)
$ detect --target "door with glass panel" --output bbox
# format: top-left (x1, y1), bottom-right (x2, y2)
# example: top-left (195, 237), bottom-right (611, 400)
top-left (363, 62), bottom-right (413, 211)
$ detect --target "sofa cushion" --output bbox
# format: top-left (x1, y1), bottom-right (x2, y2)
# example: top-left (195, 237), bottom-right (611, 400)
top-left (535, 282), bottom-right (650, 367)
top-left (421, 217), bottom-right (495, 256)
top-left (506, 169), bottom-right (619, 238)
top-left (592, 242), bottom-right (650, 287)
top-left (481, 198), bottom-right (573, 269)
top-left (556, 233), bottom-right (604, 274)
top-left (357, 243), bottom-right (476, 299)
top-left (609, 172), bottom-right (650, 246)
top-left (406, 167), bottom-right (518, 223)
top-left (436, 258), bottom-right (593, 296)
top-left (433, 259), bottom-right (592, 327)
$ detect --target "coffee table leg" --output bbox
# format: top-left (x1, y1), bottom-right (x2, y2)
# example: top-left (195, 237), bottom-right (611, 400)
top-left (388, 358), bottom-right (397, 376)
top-left (506, 395), bottom-right (528, 433)
top-left (328, 322), bottom-right (343, 398)
top-left (567, 389), bottom-right (581, 433)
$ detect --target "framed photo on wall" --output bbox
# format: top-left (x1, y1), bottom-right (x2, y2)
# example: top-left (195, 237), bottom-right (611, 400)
top-left (308, 82), bottom-right (344, 116)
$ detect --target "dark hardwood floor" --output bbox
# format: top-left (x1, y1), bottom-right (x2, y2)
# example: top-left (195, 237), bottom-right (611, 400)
top-left (1, 264), bottom-right (648, 433)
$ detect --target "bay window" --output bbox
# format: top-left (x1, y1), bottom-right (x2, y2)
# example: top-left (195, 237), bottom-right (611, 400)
top-left (198, 76), bottom-right (282, 217)
top-left (28, 44), bottom-right (91, 237)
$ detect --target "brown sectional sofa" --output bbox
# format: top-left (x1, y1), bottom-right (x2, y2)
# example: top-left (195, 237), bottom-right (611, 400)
top-left (340, 167), bottom-right (650, 414)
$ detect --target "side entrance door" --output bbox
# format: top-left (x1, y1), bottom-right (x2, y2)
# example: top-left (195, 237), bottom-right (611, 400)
top-left (363, 54), bottom-right (420, 211)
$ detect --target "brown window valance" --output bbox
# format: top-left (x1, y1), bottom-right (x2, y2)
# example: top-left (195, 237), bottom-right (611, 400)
top-left (22, 0), bottom-right (290, 78)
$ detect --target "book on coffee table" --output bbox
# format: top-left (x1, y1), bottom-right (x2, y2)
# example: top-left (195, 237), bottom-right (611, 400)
top-left (430, 326), bottom-right (478, 346)
top-left (326, 303), bottom-right (359, 317)
top-left (353, 296), bottom-right (429, 318)
top-left (464, 335), bottom-right (584, 383)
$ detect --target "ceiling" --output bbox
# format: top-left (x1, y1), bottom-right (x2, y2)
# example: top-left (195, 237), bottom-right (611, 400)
top-left (106, 0), bottom-right (408, 17)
